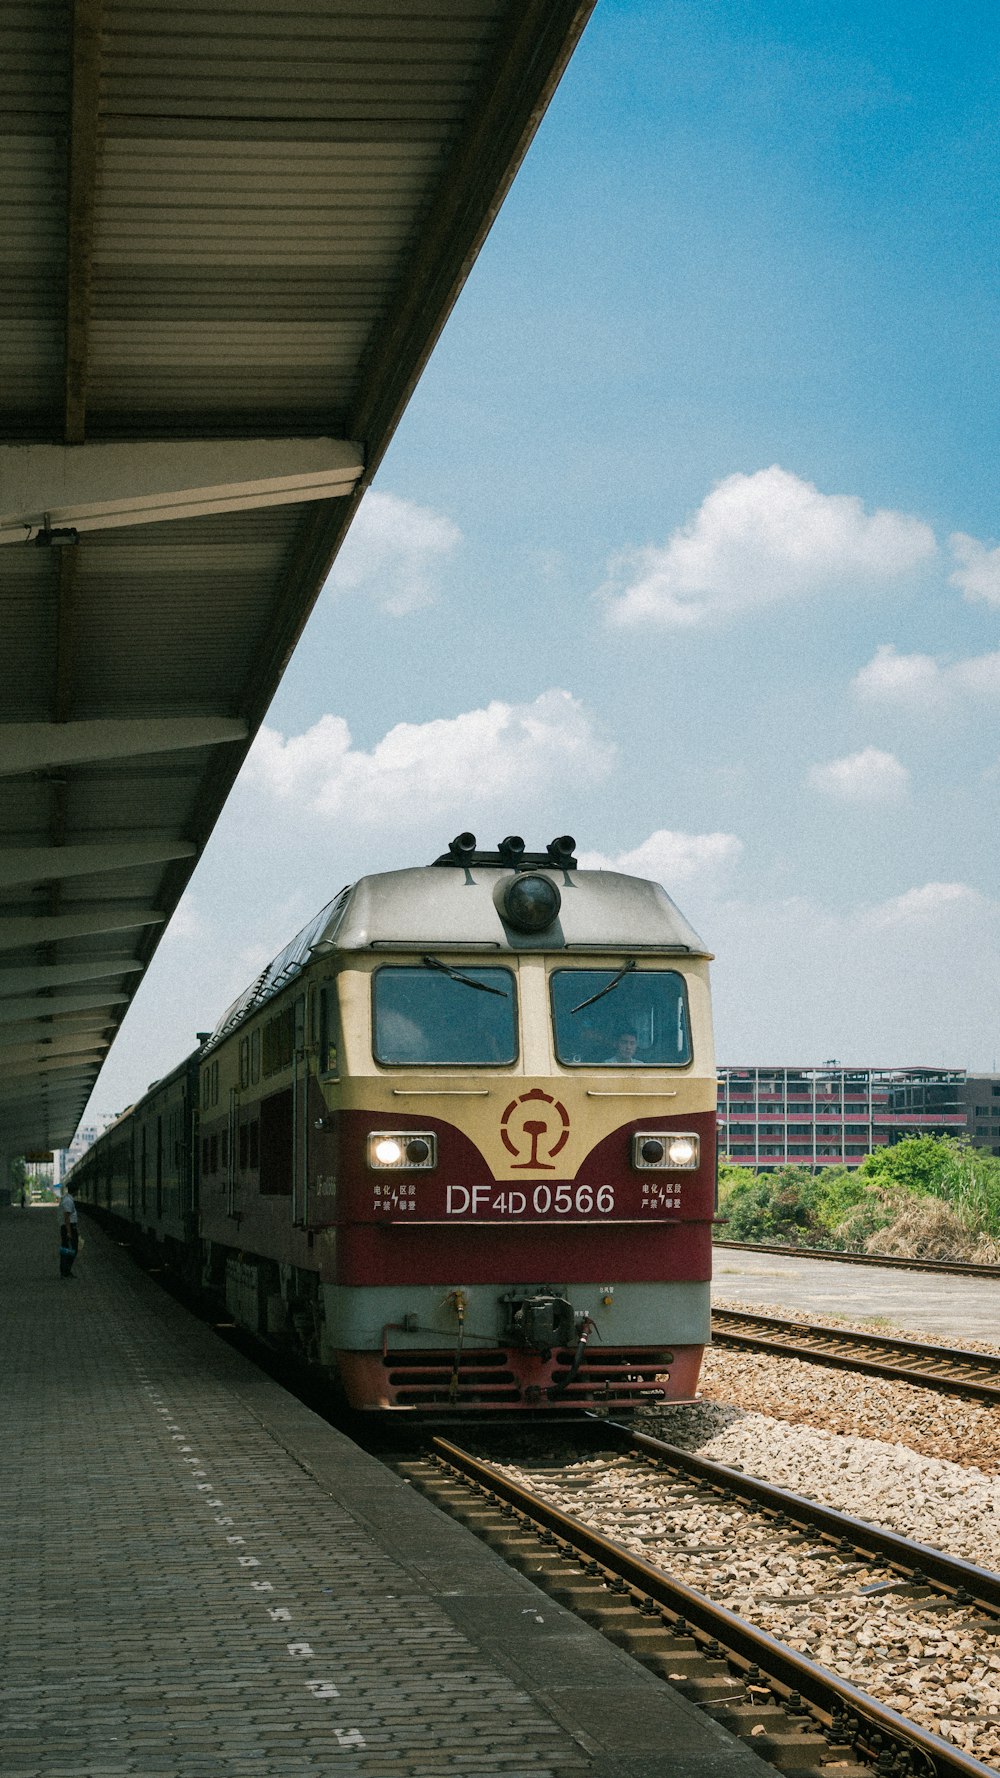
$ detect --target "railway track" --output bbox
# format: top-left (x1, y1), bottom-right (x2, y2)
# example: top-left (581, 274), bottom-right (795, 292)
top-left (711, 1308), bottom-right (1000, 1403)
top-left (402, 1427), bottom-right (1000, 1778)
top-left (714, 1240), bottom-right (1000, 1282)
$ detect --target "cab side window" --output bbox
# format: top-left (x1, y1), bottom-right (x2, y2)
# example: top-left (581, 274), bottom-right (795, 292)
top-left (319, 985), bottom-right (339, 1075)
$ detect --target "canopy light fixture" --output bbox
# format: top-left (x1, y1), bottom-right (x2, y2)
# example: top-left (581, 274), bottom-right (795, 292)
top-left (33, 515), bottom-right (79, 547)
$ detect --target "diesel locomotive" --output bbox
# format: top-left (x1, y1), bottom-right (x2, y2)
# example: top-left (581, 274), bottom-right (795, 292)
top-left (72, 834), bottom-right (717, 1415)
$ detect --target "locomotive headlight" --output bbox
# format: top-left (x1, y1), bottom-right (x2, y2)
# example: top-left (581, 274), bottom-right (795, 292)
top-left (632, 1131), bottom-right (700, 1171)
top-left (494, 871), bottom-right (561, 933)
top-left (667, 1135), bottom-right (698, 1167)
top-left (368, 1131), bottom-right (437, 1170)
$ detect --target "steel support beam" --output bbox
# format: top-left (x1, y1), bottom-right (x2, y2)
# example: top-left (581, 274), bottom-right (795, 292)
top-left (0, 1118), bottom-right (90, 1147)
top-left (0, 908), bottom-right (165, 951)
top-left (0, 958), bottom-right (144, 995)
top-left (0, 839), bottom-right (196, 888)
top-left (0, 1053), bottom-right (107, 1082)
top-left (0, 1085), bottom-right (93, 1116)
top-left (0, 717), bottom-right (249, 776)
top-left (1, 1033), bottom-right (111, 1066)
top-left (0, 1016), bottom-right (115, 1049)
top-left (0, 439), bottom-right (364, 541)
top-left (1, 990), bottom-right (130, 1023)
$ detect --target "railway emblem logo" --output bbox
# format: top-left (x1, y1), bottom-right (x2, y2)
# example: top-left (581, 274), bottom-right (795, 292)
top-left (500, 1089), bottom-right (570, 1171)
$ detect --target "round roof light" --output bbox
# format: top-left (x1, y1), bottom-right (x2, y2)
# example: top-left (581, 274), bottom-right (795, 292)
top-left (499, 872), bottom-right (561, 933)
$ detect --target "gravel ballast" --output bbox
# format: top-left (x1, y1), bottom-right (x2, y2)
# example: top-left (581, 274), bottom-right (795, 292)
top-left (686, 1338), bottom-right (1000, 1473)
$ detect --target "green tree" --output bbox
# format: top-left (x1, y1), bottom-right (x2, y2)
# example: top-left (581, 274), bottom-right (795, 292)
top-left (718, 1164), bottom-right (828, 1244)
top-left (714, 1138), bottom-right (1000, 1252)
top-left (858, 1135), bottom-right (963, 1195)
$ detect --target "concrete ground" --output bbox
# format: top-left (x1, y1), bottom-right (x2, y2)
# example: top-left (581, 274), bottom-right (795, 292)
top-left (1, 1205), bottom-right (772, 1778)
top-left (712, 1247), bottom-right (1000, 1342)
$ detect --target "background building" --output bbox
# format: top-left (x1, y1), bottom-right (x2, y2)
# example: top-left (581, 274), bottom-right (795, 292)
top-left (55, 1114), bottom-right (117, 1185)
top-left (717, 1066), bottom-right (1000, 1169)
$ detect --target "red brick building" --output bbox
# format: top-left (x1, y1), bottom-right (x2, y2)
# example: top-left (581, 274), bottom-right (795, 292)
top-left (716, 1065), bottom-right (986, 1169)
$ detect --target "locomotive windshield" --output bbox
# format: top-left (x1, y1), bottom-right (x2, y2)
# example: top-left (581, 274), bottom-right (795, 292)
top-left (550, 967), bottom-right (692, 1066)
top-left (372, 965), bottom-right (517, 1065)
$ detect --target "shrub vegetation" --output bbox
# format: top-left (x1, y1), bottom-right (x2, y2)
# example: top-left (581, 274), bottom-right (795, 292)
top-left (716, 1137), bottom-right (1000, 1261)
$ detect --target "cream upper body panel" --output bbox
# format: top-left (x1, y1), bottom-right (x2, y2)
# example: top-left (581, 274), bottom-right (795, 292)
top-left (200, 865), bottom-right (716, 1166)
top-left (327, 953), bottom-right (715, 1182)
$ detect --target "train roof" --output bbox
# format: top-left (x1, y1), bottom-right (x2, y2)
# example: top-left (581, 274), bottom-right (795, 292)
top-left (324, 865), bottom-right (708, 954)
top-left (204, 864), bottom-right (710, 1051)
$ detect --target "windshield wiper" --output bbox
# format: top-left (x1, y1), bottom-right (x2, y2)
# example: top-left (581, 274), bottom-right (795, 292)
top-left (570, 958), bottom-right (636, 1014)
top-left (422, 955), bottom-right (508, 997)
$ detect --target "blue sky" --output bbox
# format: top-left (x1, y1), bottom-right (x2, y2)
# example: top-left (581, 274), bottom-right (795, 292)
top-left (89, 0), bottom-right (1000, 1118)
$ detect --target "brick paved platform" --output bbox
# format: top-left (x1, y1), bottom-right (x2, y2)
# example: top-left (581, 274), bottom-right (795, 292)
top-left (0, 1207), bottom-right (770, 1778)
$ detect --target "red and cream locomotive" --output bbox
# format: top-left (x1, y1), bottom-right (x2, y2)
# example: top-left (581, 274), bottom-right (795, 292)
top-left (73, 834), bottom-right (717, 1414)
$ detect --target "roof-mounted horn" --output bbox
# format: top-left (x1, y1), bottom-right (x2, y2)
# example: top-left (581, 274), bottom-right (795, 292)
top-left (546, 834), bottom-right (577, 869)
top-left (497, 834), bottom-right (525, 867)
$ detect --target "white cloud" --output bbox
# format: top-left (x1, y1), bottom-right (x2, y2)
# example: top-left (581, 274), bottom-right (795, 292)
top-left (578, 828), bottom-right (743, 894)
top-left (853, 643), bottom-right (1000, 707)
top-left (709, 882), bottom-right (1000, 1067)
top-left (864, 881), bottom-right (988, 931)
top-left (246, 689), bottom-right (615, 823)
top-left (326, 489), bottom-right (461, 615)
top-left (949, 532), bottom-right (1000, 608)
top-left (602, 466), bottom-right (936, 629)
top-left (852, 644), bottom-right (942, 706)
top-left (806, 746), bottom-right (910, 803)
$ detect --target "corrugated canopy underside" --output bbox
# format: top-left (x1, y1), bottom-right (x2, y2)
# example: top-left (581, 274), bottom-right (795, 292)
top-left (0, 0), bottom-right (594, 1153)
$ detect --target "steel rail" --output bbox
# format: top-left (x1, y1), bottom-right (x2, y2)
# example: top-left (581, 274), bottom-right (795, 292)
top-left (431, 1436), bottom-right (997, 1778)
top-left (711, 1308), bottom-right (1000, 1402)
top-left (714, 1240), bottom-right (1000, 1281)
top-left (606, 1421), bottom-right (1000, 1611)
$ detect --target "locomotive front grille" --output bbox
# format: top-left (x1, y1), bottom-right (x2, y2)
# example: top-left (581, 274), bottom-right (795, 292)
top-left (548, 1347), bottom-right (674, 1404)
top-left (380, 1346), bottom-right (675, 1410)
top-left (385, 1349), bottom-right (520, 1406)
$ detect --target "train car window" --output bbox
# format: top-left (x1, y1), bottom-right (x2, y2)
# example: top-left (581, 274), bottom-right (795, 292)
top-left (260, 1089), bottom-right (293, 1192)
top-left (319, 985), bottom-right (339, 1075)
top-left (372, 966), bottom-right (517, 1066)
top-left (262, 1006), bottom-right (295, 1076)
top-left (250, 1027), bottom-right (260, 1084)
top-left (550, 968), bottom-right (692, 1066)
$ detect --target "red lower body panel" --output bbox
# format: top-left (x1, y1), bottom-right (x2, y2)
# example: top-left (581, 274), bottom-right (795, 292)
top-left (337, 1342), bottom-right (704, 1413)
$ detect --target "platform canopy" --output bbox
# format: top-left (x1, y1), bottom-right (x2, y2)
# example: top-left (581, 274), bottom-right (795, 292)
top-left (0, 0), bottom-right (594, 1158)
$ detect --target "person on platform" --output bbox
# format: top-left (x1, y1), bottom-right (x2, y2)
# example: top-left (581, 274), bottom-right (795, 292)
top-left (58, 1184), bottom-right (79, 1278)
